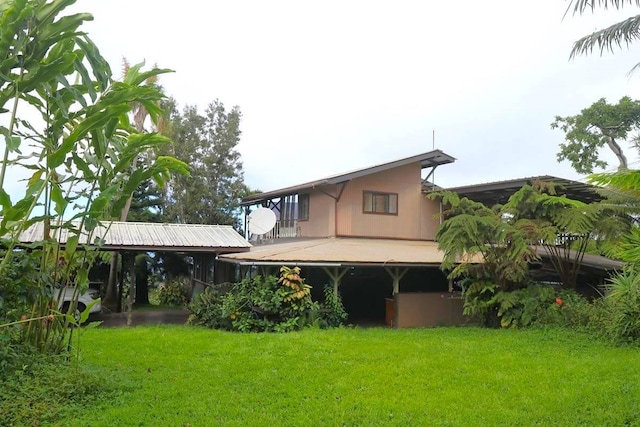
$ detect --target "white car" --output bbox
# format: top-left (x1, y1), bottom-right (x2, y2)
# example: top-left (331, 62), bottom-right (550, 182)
top-left (54, 285), bottom-right (102, 321)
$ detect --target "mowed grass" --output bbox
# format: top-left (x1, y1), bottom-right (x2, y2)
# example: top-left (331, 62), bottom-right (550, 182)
top-left (59, 326), bottom-right (640, 426)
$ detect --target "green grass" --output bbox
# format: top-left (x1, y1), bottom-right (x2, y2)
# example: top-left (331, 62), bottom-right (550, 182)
top-left (43, 327), bottom-right (640, 426)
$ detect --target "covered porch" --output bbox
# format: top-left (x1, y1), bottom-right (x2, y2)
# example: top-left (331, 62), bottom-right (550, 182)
top-left (217, 237), bottom-right (470, 328)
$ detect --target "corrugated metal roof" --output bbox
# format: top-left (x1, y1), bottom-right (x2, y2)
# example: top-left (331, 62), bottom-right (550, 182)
top-left (16, 221), bottom-right (251, 253)
top-left (242, 149), bottom-right (456, 206)
top-left (441, 175), bottom-right (602, 204)
top-left (218, 237), bottom-right (474, 266)
top-left (533, 246), bottom-right (623, 271)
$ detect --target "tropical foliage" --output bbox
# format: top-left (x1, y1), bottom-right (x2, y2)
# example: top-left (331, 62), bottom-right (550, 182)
top-left (157, 278), bottom-right (189, 307)
top-left (568, 0), bottom-right (640, 72)
top-left (188, 267), bottom-right (347, 332)
top-left (431, 181), bottom-right (627, 326)
top-left (0, 0), bottom-right (187, 370)
top-left (159, 99), bottom-right (248, 227)
top-left (551, 97), bottom-right (640, 173)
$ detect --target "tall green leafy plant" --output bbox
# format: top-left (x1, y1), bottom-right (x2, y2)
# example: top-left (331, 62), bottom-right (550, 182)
top-left (0, 0), bottom-right (188, 355)
top-left (605, 269), bottom-right (640, 344)
top-left (431, 181), bottom-right (626, 327)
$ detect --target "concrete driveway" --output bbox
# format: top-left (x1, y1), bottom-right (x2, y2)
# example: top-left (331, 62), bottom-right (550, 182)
top-left (95, 308), bottom-right (190, 327)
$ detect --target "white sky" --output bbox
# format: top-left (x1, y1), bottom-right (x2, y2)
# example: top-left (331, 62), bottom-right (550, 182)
top-left (9, 0), bottom-right (640, 197)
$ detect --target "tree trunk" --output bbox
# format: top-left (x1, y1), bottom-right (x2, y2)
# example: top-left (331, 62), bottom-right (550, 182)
top-left (103, 252), bottom-right (120, 309)
top-left (126, 253), bottom-right (136, 326)
top-left (606, 136), bottom-right (628, 170)
top-left (103, 196), bottom-right (134, 310)
top-left (104, 97), bottom-right (146, 309)
top-left (135, 255), bottom-right (150, 306)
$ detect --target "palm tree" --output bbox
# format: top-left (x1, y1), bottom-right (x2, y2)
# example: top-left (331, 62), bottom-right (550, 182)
top-left (103, 59), bottom-right (169, 310)
top-left (569, 0), bottom-right (640, 71)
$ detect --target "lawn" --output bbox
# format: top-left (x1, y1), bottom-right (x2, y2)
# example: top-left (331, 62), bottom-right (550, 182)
top-left (52, 326), bottom-right (640, 426)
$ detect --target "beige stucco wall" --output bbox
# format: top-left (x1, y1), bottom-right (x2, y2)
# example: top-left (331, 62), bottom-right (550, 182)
top-left (395, 292), bottom-right (468, 328)
top-left (296, 162), bottom-right (443, 240)
top-left (420, 196), bottom-right (441, 240)
top-left (298, 189), bottom-right (335, 237)
top-left (335, 163), bottom-right (421, 239)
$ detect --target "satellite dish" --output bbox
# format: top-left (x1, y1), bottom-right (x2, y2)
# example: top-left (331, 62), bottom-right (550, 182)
top-left (248, 208), bottom-right (276, 235)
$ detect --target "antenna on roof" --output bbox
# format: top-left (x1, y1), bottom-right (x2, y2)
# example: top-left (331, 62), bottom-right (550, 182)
top-left (432, 130), bottom-right (436, 189)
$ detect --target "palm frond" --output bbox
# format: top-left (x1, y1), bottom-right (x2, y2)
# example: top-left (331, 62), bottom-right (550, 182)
top-left (570, 14), bottom-right (640, 59)
top-left (589, 169), bottom-right (640, 192)
top-left (567, 0), bottom-right (640, 17)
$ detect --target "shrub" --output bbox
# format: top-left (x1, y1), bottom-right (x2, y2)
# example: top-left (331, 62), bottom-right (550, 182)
top-left (189, 267), bottom-right (325, 332)
top-left (0, 353), bottom-right (120, 426)
top-left (318, 285), bottom-right (348, 328)
top-left (605, 269), bottom-right (640, 344)
top-left (492, 284), bottom-right (557, 328)
top-left (187, 282), bottom-right (234, 329)
top-left (158, 279), bottom-right (189, 307)
top-left (461, 280), bottom-right (500, 327)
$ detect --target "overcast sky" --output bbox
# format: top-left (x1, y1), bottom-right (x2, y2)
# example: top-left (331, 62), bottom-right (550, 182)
top-left (33, 1), bottom-right (640, 193)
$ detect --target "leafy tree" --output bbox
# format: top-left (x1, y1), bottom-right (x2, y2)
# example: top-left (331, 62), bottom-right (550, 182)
top-left (0, 0), bottom-right (187, 353)
top-left (431, 181), bottom-right (628, 325)
top-left (568, 0), bottom-right (640, 72)
top-left (503, 182), bottom-right (628, 289)
top-left (551, 97), bottom-right (640, 173)
top-left (160, 99), bottom-right (247, 226)
top-left (430, 192), bottom-right (536, 292)
top-left (103, 59), bottom-right (170, 309)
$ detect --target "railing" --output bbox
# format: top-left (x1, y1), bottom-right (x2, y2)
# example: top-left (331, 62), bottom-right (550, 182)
top-left (252, 220), bottom-right (298, 242)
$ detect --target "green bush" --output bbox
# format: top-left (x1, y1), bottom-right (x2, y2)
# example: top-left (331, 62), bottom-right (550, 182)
top-left (462, 282), bottom-right (611, 335)
top-left (605, 269), bottom-right (640, 344)
top-left (0, 250), bottom-right (49, 324)
top-left (318, 285), bottom-right (348, 327)
top-left (188, 267), bottom-right (339, 333)
top-left (157, 279), bottom-right (189, 307)
top-left (0, 353), bottom-right (120, 426)
top-left (492, 284), bottom-right (557, 328)
top-left (187, 282), bottom-right (234, 329)
top-left (461, 279), bottom-right (500, 327)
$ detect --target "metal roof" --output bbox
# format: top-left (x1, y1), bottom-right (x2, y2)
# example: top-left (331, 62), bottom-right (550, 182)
top-left (15, 221), bottom-right (251, 253)
top-left (242, 149), bottom-right (456, 206)
top-left (218, 237), bottom-right (477, 267)
top-left (533, 246), bottom-right (624, 271)
top-left (216, 235), bottom-right (623, 272)
top-left (442, 175), bottom-right (602, 205)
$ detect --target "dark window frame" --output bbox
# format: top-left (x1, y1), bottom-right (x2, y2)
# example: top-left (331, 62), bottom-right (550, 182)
top-left (298, 193), bottom-right (310, 221)
top-left (362, 191), bottom-right (398, 215)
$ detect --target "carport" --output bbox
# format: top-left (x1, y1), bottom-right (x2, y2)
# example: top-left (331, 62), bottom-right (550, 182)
top-left (17, 221), bottom-right (251, 314)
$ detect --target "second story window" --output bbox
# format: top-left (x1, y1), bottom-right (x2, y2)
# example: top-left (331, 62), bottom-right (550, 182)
top-left (298, 193), bottom-right (309, 221)
top-left (363, 191), bottom-right (398, 215)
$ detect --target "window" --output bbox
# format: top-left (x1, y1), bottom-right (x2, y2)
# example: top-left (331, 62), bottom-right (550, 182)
top-left (363, 191), bottom-right (398, 215)
top-left (298, 193), bottom-right (309, 220)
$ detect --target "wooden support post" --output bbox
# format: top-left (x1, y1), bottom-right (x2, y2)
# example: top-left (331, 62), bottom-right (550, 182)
top-left (126, 252), bottom-right (136, 326)
top-left (116, 252), bottom-right (124, 313)
top-left (323, 266), bottom-right (348, 297)
top-left (385, 267), bottom-right (408, 295)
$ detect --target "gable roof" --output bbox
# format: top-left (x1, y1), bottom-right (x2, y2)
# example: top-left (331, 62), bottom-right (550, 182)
top-left (443, 175), bottom-right (602, 205)
top-left (241, 149), bottom-right (456, 206)
top-left (14, 221), bottom-right (251, 253)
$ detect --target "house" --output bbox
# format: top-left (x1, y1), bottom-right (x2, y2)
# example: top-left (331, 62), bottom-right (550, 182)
top-left (218, 151), bottom-right (621, 328)
top-left (218, 150), bottom-right (467, 327)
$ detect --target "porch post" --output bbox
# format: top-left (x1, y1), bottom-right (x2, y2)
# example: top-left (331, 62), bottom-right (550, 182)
top-left (322, 266), bottom-right (348, 297)
top-left (126, 252), bottom-right (136, 326)
top-left (385, 267), bottom-right (408, 295)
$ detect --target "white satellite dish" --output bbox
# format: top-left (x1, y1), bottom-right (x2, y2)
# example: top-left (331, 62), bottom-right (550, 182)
top-left (248, 208), bottom-right (276, 235)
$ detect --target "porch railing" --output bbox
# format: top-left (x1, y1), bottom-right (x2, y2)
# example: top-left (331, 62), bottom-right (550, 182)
top-left (253, 220), bottom-right (298, 242)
